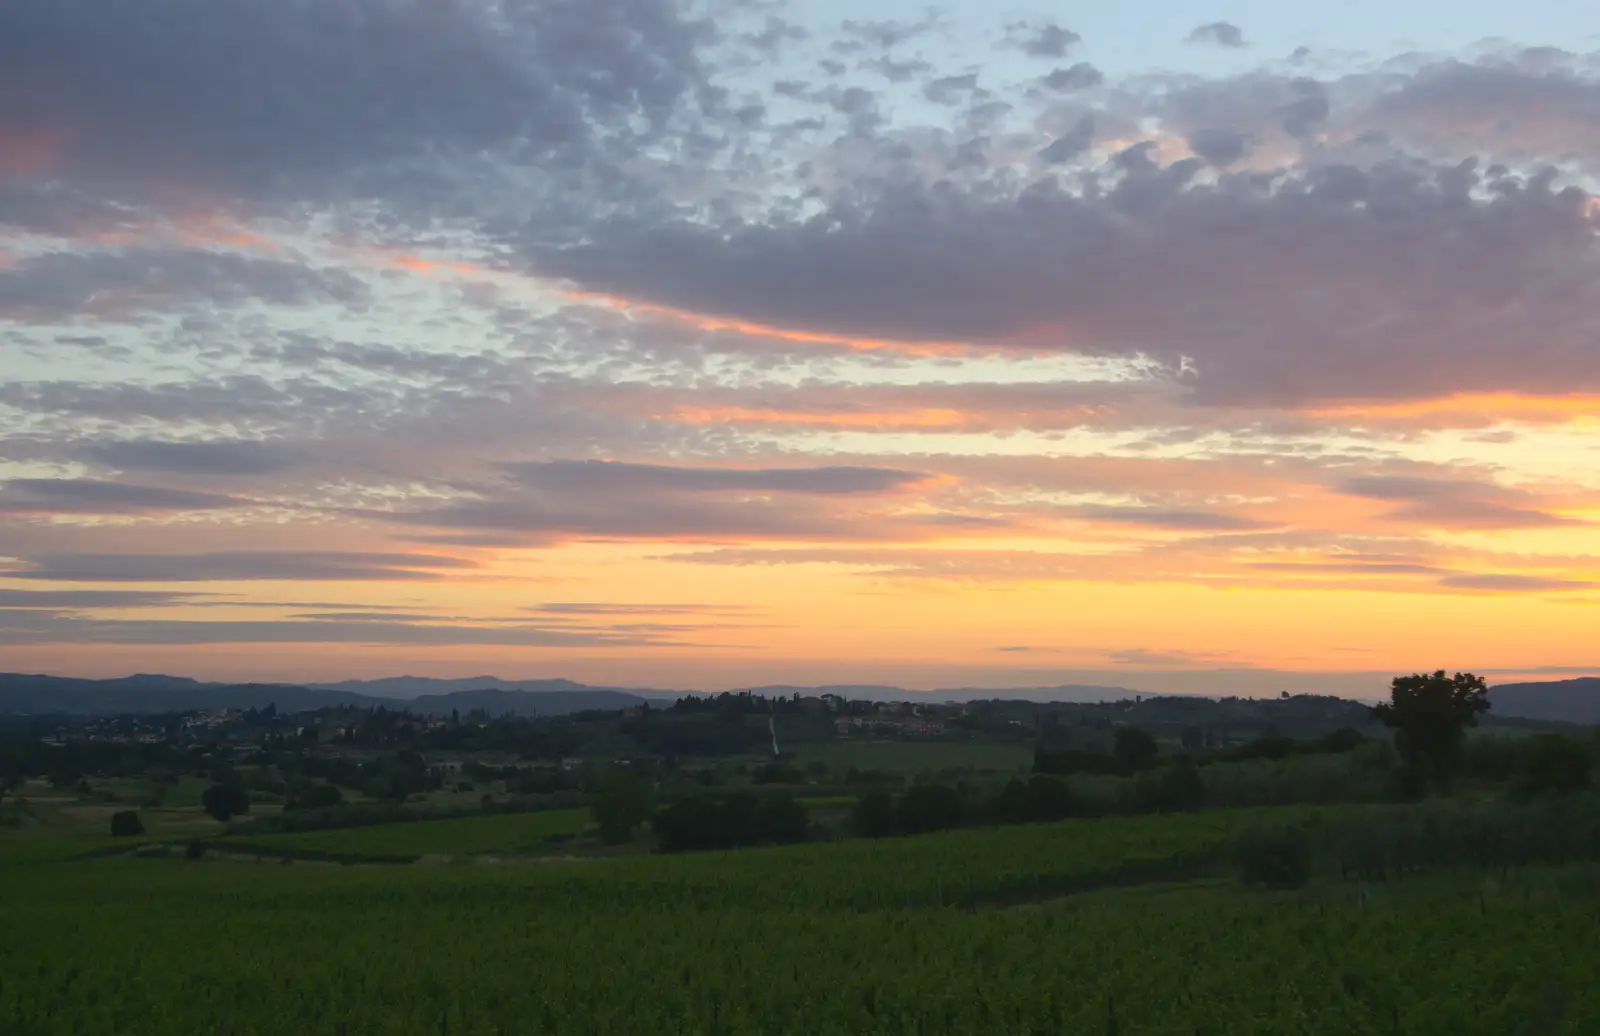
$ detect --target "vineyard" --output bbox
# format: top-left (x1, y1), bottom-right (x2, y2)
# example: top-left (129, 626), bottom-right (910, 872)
top-left (219, 807), bottom-right (594, 861)
top-left (2, 806), bottom-right (1597, 1034)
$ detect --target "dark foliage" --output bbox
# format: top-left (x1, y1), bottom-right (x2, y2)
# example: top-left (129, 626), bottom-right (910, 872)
top-left (1033, 745), bottom-right (1125, 777)
top-left (850, 790), bottom-right (895, 838)
top-left (653, 793), bottom-right (810, 853)
top-left (989, 775), bottom-right (1078, 825)
top-left (200, 783), bottom-right (251, 822)
top-left (1112, 727), bottom-right (1160, 774)
top-left (1330, 793), bottom-right (1600, 882)
top-left (109, 810), bottom-right (144, 837)
top-left (1152, 756), bottom-right (1207, 812)
top-left (1512, 735), bottom-right (1594, 800)
top-left (1371, 671), bottom-right (1491, 792)
top-left (591, 772), bottom-right (654, 845)
top-left (895, 783), bottom-right (968, 835)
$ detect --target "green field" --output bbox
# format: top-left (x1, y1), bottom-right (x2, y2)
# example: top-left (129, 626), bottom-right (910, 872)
top-left (790, 739), bottom-right (1033, 774)
top-left (219, 807), bottom-right (593, 859)
top-left (4, 805), bottom-right (1598, 1034)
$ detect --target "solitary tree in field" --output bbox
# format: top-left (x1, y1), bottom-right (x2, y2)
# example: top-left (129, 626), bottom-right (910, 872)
top-left (1370, 671), bottom-right (1490, 792)
top-left (201, 783), bottom-right (251, 823)
top-left (110, 810), bottom-right (145, 837)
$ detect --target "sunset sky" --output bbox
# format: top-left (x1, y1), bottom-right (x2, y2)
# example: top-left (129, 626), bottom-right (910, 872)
top-left (2, 0), bottom-right (1599, 695)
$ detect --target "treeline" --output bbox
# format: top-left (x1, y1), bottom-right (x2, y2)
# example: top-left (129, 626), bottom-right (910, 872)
top-left (849, 764), bottom-right (1208, 841)
top-left (652, 792), bottom-right (811, 853)
top-left (0, 734), bottom-right (194, 787)
top-left (1236, 789), bottom-right (1600, 890)
top-left (1033, 726), bottom-right (1370, 779)
top-left (231, 751), bottom-right (442, 804)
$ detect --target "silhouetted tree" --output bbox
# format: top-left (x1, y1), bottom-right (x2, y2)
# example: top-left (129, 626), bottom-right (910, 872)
top-left (1370, 671), bottom-right (1490, 792)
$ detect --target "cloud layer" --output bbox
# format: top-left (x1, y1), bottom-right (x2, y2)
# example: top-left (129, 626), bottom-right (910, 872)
top-left (2, 1), bottom-right (1599, 670)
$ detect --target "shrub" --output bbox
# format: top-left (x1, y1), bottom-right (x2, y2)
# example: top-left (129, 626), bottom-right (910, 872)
top-left (1234, 823), bottom-right (1312, 890)
top-left (185, 839), bottom-right (207, 861)
top-left (109, 810), bottom-right (144, 838)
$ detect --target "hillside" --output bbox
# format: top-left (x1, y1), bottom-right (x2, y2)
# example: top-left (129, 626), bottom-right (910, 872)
top-left (1490, 678), bottom-right (1600, 725)
top-left (0, 673), bottom-right (647, 718)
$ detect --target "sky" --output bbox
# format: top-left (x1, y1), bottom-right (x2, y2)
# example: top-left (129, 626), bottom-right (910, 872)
top-left (3, 0), bottom-right (1600, 695)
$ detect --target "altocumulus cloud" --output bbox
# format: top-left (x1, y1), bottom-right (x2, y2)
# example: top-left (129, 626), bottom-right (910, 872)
top-left (0, 0), bottom-right (714, 206)
top-left (2, 0), bottom-right (1600, 651)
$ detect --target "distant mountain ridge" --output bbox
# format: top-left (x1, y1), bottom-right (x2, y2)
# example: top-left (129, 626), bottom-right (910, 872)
top-left (1, 672), bottom-right (1594, 722)
top-left (0, 673), bottom-right (648, 718)
top-left (309, 675), bottom-right (598, 697)
top-left (1489, 678), bottom-right (1600, 726)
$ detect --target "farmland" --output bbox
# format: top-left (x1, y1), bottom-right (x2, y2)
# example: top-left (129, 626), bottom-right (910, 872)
top-left (787, 739), bottom-right (1033, 776)
top-left (1, 807), bottom-right (1597, 1035)
top-left (3, 683), bottom-right (1596, 1033)
top-left (219, 807), bottom-right (593, 861)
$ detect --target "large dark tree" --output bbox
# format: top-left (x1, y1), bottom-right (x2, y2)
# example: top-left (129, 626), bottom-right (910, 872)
top-left (200, 783), bottom-right (251, 822)
top-left (1370, 671), bottom-right (1490, 792)
top-left (110, 810), bottom-right (145, 837)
